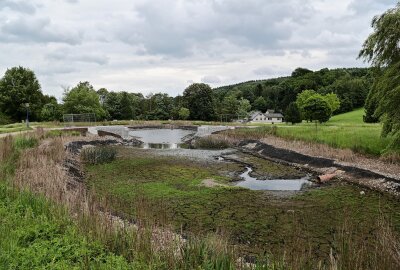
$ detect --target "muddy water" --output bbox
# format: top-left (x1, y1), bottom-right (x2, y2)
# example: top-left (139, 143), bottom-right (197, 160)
top-left (236, 167), bottom-right (312, 191)
top-left (129, 128), bottom-right (195, 149)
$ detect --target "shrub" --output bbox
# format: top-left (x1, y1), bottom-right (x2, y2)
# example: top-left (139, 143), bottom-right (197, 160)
top-left (81, 147), bottom-right (117, 165)
top-left (193, 136), bottom-right (232, 149)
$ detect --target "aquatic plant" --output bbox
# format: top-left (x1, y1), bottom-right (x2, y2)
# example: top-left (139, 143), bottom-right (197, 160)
top-left (81, 147), bottom-right (117, 165)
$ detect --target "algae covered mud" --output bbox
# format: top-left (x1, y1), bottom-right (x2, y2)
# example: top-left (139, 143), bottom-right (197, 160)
top-left (81, 127), bottom-right (400, 267)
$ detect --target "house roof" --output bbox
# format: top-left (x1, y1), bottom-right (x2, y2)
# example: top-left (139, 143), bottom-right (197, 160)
top-left (248, 110), bottom-right (284, 120)
top-left (265, 112), bottom-right (284, 118)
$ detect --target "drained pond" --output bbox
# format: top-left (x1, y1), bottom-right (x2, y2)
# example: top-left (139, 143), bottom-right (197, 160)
top-left (82, 127), bottom-right (400, 265)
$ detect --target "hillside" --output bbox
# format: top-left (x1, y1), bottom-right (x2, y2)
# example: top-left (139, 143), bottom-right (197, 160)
top-left (213, 67), bottom-right (373, 115)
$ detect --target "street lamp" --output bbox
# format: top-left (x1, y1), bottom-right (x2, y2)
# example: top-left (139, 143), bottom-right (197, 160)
top-left (25, 103), bottom-right (30, 128)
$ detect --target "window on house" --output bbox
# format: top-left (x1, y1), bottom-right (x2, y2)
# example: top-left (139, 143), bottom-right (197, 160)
top-left (268, 118), bottom-right (272, 120)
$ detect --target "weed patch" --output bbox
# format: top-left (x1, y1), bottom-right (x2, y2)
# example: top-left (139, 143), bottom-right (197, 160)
top-left (81, 147), bottom-right (117, 165)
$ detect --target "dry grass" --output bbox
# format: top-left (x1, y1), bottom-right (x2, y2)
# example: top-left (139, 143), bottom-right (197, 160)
top-left (221, 129), bottom-right (400, 180)
top-left (3, 133), bottom-right (400, 269)
top-left (4, 134), bottom-right (243, 269)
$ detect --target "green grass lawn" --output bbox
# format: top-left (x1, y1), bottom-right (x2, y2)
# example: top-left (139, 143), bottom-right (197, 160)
top-left (276, 108), bottom-right (391, 155)
top-left (0, 123), bottom-right (32, 134)
top-left (225, 108), bottom-right (392, 156)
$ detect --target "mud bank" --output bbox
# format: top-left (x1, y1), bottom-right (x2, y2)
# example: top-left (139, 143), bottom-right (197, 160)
top-left (239, 140), bottom-right (400, 197)
top-left (66, 138), bottom-right (142, 155)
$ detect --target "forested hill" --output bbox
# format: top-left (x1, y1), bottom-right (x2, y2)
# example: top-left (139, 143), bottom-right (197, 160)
top-left (213, 67), bottom-right (373, 114)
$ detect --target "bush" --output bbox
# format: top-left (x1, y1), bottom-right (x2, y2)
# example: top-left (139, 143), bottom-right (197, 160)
top-left (193, 136), bottom-right (231, 149)
top-left (81, 147), bottom-right (117, 165)
top-left (0, 112), bottom-right (11, 125)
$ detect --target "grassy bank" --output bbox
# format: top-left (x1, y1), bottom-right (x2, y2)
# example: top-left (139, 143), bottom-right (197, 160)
top-left (85, 147), bottom-right (400, 268)
top-left (0, 182), bottom-right (136, 269)
top-left (0, 123), bottom-right (32, 134)
top-left (0, 135), bottom-right (139, 269)
top-left (221, 109), bottom-right (392, 156)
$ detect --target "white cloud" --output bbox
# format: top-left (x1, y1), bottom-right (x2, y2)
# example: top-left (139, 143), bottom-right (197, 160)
top-left (0, 0), bottom-right (396, 99)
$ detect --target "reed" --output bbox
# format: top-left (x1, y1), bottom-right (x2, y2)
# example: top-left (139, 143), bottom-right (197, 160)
top-left (81, 146), bottom-right (117, 165)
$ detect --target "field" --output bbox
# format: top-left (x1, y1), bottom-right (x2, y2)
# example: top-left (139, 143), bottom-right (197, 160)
top-left (224, 109), bottom-right (392, 156)
top-left (275, 109), bottom-right (390, 155)
top-left (0, 123), bottom-right (32, 134)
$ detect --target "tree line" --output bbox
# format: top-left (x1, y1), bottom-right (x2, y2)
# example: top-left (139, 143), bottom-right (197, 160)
top-left (0, 65), bottom-right (373, 125)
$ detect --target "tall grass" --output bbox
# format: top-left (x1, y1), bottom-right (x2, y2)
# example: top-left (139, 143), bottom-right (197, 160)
top-left (194, 135), bottom-right (235, 149)
top-left (81, 147), bottom-right (117, 165)
top-left (2, 134), bottom-right (400, 269)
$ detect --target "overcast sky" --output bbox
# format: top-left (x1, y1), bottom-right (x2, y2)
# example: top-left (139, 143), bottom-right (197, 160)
top-left (0, 0), bottom-right (395, 99)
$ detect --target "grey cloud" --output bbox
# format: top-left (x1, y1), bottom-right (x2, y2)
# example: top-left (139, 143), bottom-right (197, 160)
top-left (1, 17), bottom-right (81, 45)
top-left (0, 0), bottom-right (36, 14)
top-left (253, 66), bottom-right (291, 76)
top-left (349, 0), bottom-right (394, 15)
top-left (47, 50), bottom-right (109, 65)
top-left (201, 75), bottom-right (221, 84)
top-left (116, 0), bottom-right (314, 57)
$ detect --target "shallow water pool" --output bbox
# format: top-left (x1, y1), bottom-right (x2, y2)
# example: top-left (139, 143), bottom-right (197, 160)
top-left (236, 167), bottom-right (312, 191)
top-left (129, 128), bottom-right (195, 149)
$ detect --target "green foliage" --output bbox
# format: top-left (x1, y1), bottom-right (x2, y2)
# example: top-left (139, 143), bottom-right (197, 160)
top-left (359, 3), bottom-right (400, 67)
top-left (303, 95), bottom-right (332, 123)
top-left (291, 67), bottom-right (313, 77)
top-left (359, 3), bottom-right (400, 153)
top-left (323, 93), bottom-right (341, 113)
top-left (253, 96), bottom-right (268, 112)
top-left (178, 107), bottom-right (190, 120)
top-left (63, 82), bottom-right (107, 120)
top-left (221, 94), bottom-right (239, 118)
top-left (0, 66), bottom-right (45, 122)
top-left (237, 98), bottom-right (251, 117)
top-left (363, 79), bottom-right (380, 123)
top-left (40, 102), bottom-right (62, 121)
top-left (0, 111), bottom-right (11, 125)
top-left (0, 183), bottom-right (133, 269)
top-left (297, 90), bottom-right (340, 118)
top-left (81, 147), bottom-right (117, 165)
top-left (215, 67), bottom-right (372, 117)
top-left (284, 102), bottom-right (302, 124)
top-left (296, 89), bottom-right (317, 116)
top-left (371, 62), bottom-right (400, 138)
top-left (183, 83), bottom-right (215, 121)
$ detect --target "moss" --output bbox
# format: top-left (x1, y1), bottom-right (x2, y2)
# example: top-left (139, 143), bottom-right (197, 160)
top-left (84, 148), bottom-right (400, 262)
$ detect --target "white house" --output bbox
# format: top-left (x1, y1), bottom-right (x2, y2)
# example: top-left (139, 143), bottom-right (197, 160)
top-left (248, 110), bottom-right (284, 123)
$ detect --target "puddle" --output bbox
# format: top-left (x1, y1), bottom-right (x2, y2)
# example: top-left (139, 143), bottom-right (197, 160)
top-left (236, 167), bottom-right (312, 191)
top-left (129, 129), bottom-right (194, 149)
